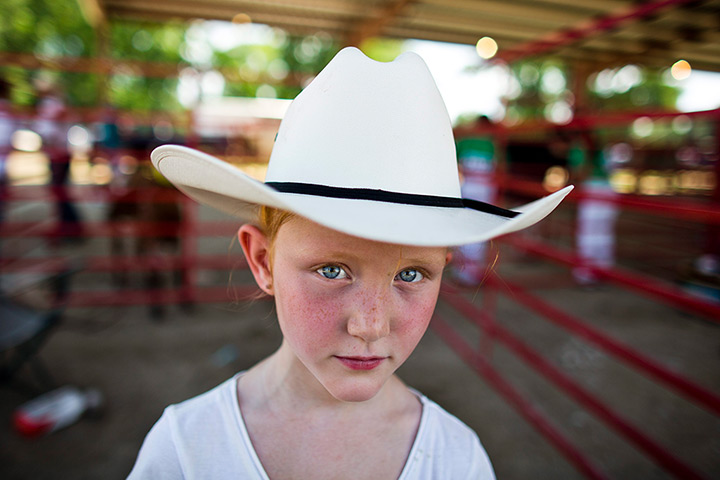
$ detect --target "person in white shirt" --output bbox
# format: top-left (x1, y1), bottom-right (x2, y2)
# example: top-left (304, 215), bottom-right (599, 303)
top-left (129, 47), bottom-right (572, 479)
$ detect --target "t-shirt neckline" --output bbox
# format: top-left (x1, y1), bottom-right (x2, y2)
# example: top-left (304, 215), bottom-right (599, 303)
top-left (228, 372), bottom-right (429, 480)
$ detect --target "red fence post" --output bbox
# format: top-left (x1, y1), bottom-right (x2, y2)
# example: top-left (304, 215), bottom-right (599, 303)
top-left (180, 195), bottom-right (197, 304)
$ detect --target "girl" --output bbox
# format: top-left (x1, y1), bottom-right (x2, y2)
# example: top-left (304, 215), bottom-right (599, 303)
top-left (129, 47), bottom-right (571, 479)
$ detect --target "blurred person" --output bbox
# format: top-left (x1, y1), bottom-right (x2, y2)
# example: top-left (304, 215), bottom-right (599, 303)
top-left (452, 115), bottom-right (501, 286)
top-left (0, 77), bottom-right (15, 291)
top-left (106, 140), bottom-right (184, 319)
top-left (93, 104), bottom-right (124, 186)
top-left (34, 84), bottom-right (83, 243)
top-left (128, 48), bottom-right (572, 479)
top-left (567, 129), bottom-right (619, 285)
top-left (0, 78), bottom-right (14, 222)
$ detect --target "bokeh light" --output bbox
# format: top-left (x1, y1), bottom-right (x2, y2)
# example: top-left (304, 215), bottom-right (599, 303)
top-left (11, 129), bottom-right (42, 152)
top-left (232, 13), bottom-right (252, 24)
top-left (671, 115), bottom-right (693, 135)
top-left (542, 165), bottom-right (569, 191)
top-left (638, 170), bottom-right (672, 195)
top-left (475, 36), bottom-right (498, 59)
top-left (609, 169), bottom-right (638, 194)
top-left (540, 66), bottom-right (566, 95)
top-left (671, 60), bottom-right (692, 80)
top-left (631, 116), bottom-right (654, 137)
top-left (544, 100), bottom-right (573, 124)
top-left (67, 124), bottom-right (91, 147)
top-left (607, 142), bottom-right (633, 167)
top-left (256, 84), bottom-right (277, 98)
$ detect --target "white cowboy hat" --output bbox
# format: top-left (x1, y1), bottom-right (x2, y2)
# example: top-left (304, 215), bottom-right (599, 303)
top-left (151, 47), bottom-right (572, 247)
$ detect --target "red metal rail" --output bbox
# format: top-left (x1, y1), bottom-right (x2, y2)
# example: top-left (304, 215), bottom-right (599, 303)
top-left (0, 255), bottom-right (246, 274)
top-left (469, 107), bottom-right (720, 135)
top-left (498, 176), bottom-right (720, 226)
top-left (0, 220), bottom-right (237, 238)
top-left (1, 184), bottom-right (192, 203)
top-left (440, 283), bottom-right (713, 479)
top-left (63, 285), bottom-right (262, 308)
top-left (503, 236), bottom-right (720, 323)
top-left (431, 313), bottom-right (610, 480)
top-left (483, 276), bottom-right (720, 418)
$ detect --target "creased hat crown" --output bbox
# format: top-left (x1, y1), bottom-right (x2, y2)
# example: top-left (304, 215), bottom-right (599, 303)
top-left (266, 47), bottom-right (461, 198)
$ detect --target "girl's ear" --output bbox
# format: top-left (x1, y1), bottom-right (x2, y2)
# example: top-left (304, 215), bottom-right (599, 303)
top-left (238, 224), bottom-right (274, 296)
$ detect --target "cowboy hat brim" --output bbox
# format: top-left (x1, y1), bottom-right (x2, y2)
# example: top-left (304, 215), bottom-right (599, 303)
top-left (152, 144), bottom-right (573, 247)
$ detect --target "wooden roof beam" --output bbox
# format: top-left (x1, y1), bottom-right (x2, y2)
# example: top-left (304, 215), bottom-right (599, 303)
top-left (385, 25), bottom-right (534, 46)
top-left (345, 0), bottom-right (417, 47)
top-left (496, 0), bottom-right (702, 63)
top-left (529, 0), bottom-right (629, 13)
top-left (422, 0), bottom-right (594, 25)
top-left (395, 13), bottom-right (547, 41)
top-left (105, 2), bottom-right (351, 31)
top-left (104, 0), bottom-right (367, 19)
top-left (408, 3), bottom-right (571, 32)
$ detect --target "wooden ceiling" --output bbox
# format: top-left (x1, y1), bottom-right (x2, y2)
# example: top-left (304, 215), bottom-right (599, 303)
top-left (93, 0), bottom-right (720, 72)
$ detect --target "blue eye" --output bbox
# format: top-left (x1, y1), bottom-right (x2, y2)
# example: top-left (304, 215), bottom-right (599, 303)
top-left (397, 269), bottom-right (423, 283)
top-left (317, 265), bottom-right (347, 279)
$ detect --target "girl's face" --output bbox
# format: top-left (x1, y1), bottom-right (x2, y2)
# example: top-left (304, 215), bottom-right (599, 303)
top-left (269, 217), bottom-right (450, 403)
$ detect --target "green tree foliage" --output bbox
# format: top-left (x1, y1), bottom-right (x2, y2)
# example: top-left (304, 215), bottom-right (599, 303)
top-left (0, 1), bottom-right (401, 113)
top-left (585, 67), bottom-right (680, 111)
top-left (359, 38), bottom-right (405, 63)
top-left (504, 59), bottom-right (680, 125)
top-left (107, 19), bottom-right (188, 112)
top-left (214, 41), bottom-right (297, 99)
top-left (279, 33), bottom-right (339, 99)
top-left (0, 0), bottom-right (95, 56)
top-left (210, 29), bottom-right (340, 100)
top-left (110, 20), bottom-right (186, 64)
top-left (0, 0), bottom-right (96, 107)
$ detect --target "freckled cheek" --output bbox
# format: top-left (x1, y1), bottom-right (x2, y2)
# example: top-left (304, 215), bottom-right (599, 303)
top-left (393, 296), bottom-right (439, 344)
top-left (275, 281), bottom-right (345, 352)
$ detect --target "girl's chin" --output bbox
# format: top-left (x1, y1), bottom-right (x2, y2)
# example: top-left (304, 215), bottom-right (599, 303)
top-left (323, 377), bottom-right (388, 403)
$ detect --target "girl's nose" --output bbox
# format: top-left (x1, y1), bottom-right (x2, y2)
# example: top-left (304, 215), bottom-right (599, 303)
top-left (346, 291), bottom-right (392, 342)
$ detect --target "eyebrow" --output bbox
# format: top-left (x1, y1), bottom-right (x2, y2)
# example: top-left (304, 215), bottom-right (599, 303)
top-left (398, 256), bottom-right (446, 269)
top-left (398, 245), bottom-right (448, 264)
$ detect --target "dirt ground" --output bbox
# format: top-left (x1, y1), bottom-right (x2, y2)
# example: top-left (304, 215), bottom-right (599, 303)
top-left (2, 201), bottom-right (720, 479)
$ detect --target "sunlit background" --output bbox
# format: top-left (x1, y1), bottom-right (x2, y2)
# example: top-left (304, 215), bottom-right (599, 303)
top-left (1, 1), bottom-right (719, 479)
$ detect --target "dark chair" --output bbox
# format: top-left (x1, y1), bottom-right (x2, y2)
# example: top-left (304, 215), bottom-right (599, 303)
top-left (0, 267), bottom-right (76, 392)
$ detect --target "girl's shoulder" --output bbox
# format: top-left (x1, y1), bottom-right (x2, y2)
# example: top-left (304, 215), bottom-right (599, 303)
top-left (172, 374), bottom-right (238, 410)
top-left (129, 373), bottom-right (267, 479)
top-left (403, 392), bottom-right (496, 480)
top-left (165, 374), bottom-right (243, 437)
top-left (413, 393), bottom-right (481, 447)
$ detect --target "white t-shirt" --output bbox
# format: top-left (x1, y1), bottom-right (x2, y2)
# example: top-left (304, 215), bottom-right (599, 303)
top-left (128, 373), bottom-right (495, 479)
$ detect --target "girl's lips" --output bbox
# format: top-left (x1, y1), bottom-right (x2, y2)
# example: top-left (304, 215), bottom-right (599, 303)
top-left (335, 356), bottom-right (386, 371)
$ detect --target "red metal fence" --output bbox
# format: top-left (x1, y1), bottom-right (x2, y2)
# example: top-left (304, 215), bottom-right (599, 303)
top-left (1, 167), bottom-right (719, 478)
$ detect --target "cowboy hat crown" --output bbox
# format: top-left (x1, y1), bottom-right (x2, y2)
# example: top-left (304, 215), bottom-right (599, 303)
top-left (266, 47), bottom-right (460, 197)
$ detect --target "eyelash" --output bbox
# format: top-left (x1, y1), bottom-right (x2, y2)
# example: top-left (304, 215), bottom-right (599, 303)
top-left (315, 265), bottom-right (427, 283)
